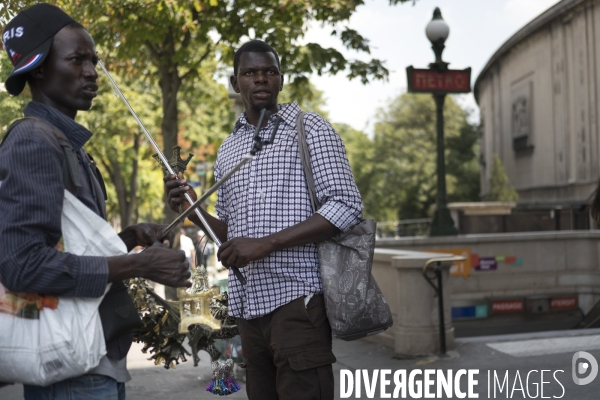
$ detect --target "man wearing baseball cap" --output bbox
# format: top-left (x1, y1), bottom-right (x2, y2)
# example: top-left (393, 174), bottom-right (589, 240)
top-left (0, 4), bottom-right (192, 399)
top-left (3, 3), bottom-right (77, 96)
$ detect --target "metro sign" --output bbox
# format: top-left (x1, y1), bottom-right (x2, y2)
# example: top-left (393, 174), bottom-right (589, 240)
top-left (491, 300), bottom-right (524, 314)
top-left (550, 297), bottom-right (578, 310)
top-left (406, 66), bottom-right (472, 93)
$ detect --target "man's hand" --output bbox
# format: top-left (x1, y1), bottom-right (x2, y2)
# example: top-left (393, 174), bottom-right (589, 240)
top-left (216, 214), bottom-right (339, 270)
top-left (217, 237), bottom-right (274, 268)
top-left (163, 173), bottom-right (229, 244)
top-left (137, 243), bottom-right (192, 287)
top-left (164, 173), bottom-right (197, 213)
top-left (118, 223), bottom-right (171, 252)
top-left (108, 242), bottom-right (192, 288)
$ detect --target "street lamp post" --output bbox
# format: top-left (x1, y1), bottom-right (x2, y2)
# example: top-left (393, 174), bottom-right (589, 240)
top-left (426, 8), bottom-right (458, 236)
top-left (406, 8), bottom-right (471, 236)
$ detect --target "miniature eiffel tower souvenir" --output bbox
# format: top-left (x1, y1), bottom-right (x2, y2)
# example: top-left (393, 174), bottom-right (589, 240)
top-left (206, 358), bottom-right (242, 396)
top-left (177, 266), bottom-right (221, 333)
top-left (126, 265), bottom-right (237, 370)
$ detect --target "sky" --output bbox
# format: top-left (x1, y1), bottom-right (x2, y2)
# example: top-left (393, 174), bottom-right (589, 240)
top-left (301, 0), bottom-right (562, 134)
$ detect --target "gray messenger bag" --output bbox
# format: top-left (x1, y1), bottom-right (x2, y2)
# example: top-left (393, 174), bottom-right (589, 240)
top-left (296, 112), bottom-right (393, 341)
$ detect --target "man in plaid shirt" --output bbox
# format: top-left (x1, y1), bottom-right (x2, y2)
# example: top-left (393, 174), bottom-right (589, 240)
top-left (166, 40), bottom-right (363, 400)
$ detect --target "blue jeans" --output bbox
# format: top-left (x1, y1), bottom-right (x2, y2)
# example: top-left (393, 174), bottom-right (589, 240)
top-left (23, 374), bottom-right (125, 400)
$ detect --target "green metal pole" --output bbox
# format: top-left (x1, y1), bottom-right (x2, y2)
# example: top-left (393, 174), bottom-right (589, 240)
top-left (430, 93), bottom-right (458, 236)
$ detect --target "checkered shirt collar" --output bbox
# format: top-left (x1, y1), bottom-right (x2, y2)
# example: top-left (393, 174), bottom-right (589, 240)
top-left (233, 101), bottom-right (301, 133)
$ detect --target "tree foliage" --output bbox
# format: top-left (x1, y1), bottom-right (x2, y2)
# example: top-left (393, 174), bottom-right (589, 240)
top-left (334, 122), bottom-right (373, 202)
top-left (1, 0), bottom-right (413, 222)
top-left (279, 81), bottom-right (330, 118)
top-left (78, 71), bottom-right (165, 227)
top-left (488, 154), bottom-right (518, 202)
top-left (0, 51), bottom-right (28, 127)
top-left (355, 93), bottom-right (480, 221)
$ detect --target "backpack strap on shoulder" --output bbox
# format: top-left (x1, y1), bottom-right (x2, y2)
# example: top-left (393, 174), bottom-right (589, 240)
top-left (0, 119), bottom-right (26, 145)
top-left (85, 152), bottom-right (108, 201)
top-left (1, 116), bottom-right (81, 195)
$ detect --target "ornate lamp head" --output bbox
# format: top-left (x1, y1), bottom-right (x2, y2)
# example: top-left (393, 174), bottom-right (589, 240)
top-left (426, 8), bottom-right (450, 70)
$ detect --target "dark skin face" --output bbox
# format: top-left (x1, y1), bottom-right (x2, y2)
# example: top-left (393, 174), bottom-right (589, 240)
top-left (230, 52), bottom-right (283, 126)
top-left (29, 26), bottom-right (98, 120)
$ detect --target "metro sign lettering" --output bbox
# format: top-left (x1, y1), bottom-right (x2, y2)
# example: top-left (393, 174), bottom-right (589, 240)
top-left (492, 300), bottom-right (524, 313)
top-left (550, 297), bottom-right (578, 310)
top-left (406, 66), bottom-right (472, 93)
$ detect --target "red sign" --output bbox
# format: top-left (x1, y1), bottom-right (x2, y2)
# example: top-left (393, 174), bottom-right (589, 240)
top-left (550, 297), bottom-right (578, 310)
top-left (406, 66), bottom-right (472, 93)
top-left (492, 300), bottom-right (524, 313)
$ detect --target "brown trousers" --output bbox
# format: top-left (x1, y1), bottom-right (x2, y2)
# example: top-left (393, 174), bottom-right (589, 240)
top-left (237, 294), bottom-right (335, 400)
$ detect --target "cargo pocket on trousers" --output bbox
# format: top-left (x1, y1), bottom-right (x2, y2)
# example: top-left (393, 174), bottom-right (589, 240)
top-left (286, 347), bottom-right (336, 372)
top-left (287, 347), bottom-right (336, 399)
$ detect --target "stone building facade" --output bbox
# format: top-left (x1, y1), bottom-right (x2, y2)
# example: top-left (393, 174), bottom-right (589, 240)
top-left (476, 0), bottom-right (600, 225)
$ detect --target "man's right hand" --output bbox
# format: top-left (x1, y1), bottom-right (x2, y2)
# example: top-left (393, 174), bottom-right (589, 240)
top-left (164, 173), bottom-right (197, 213)
top-left (107, 243), bottom-right (191, 288)
top-left (163, 173), bottom-right (229, 245)
top-left (138, 243), bottom-right (192, 287)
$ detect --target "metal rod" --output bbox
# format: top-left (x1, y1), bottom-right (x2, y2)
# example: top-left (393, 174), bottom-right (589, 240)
top-left (98, 61), bottom-right (169, 168)
top-left (98, 60), bottom-right (245, 283)
top-left (436, 263), bottom-right (446, 354)
top-left (423, 256), bottom-right (463, 355)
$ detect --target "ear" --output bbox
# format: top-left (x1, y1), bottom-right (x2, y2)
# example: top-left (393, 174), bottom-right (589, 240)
top-left (29, 66), bottom-right (44, 80)
top-left (28, 67), bottom-right (44, 98)
top-left (279, 74), bottom-right (284, 91)
top-left (230, 74), bottom-right (240, 93)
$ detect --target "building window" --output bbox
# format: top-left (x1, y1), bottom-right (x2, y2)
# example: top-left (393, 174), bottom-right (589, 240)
top-left (511, 81), bottom-right (534, 152)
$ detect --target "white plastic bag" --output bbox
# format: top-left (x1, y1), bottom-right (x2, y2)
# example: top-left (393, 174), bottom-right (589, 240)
top-left (0, 190), bottom-right (127, 386)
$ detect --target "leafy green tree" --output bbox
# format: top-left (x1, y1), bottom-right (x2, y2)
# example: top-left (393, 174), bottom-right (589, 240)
top-left (78, 71), bottom-right (165, 227)
top-left (279, 82), bottom-right (330, 119)
top-left (0, 53), bottom-right (28, 129)
top-left (2, 0), bottom-right (413, 221)
top-left (334, 123), bottom-right (373, 201)
top-left (447, 116), bottom-right (482, 203)
top-left (363, 93), bottom-right (480, 221)
top-left (488, 154), bottom-right (518, 202)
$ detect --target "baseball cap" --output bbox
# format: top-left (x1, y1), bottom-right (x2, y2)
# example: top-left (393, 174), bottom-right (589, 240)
top-left (2, 3), bottom-right (77, 96)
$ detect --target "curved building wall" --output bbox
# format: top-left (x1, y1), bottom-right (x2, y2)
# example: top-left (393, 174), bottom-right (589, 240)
top-left (476, 0), bottom-right (600, 207)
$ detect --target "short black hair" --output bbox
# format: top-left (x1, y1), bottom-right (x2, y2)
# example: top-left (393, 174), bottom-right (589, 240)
top-left (233, 40), bottom-right (280, 76)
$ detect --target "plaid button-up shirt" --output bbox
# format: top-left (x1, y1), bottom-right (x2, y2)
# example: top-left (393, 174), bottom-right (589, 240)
top-left (215, 102), bottom-right (363, 319)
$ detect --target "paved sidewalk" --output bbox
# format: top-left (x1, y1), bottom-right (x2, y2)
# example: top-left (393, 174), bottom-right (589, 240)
top-left (3, 328), bottom-right (600, 399)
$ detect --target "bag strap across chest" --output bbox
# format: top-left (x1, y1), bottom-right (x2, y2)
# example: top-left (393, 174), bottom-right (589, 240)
top-left (1, 116), bottom-right (82, 195)
top-left (296, 111), bottom-right (321, 213)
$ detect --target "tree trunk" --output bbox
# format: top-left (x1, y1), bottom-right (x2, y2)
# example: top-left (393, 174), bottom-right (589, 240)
top-left (103, 134), bottom-right (140, 229)
top-left (159, 64), bottom-right (182, 224)
top-left (126, 134), bottom-right (140, 226)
